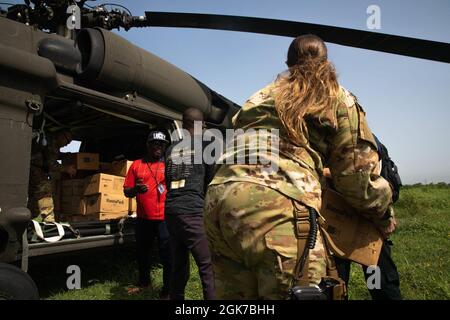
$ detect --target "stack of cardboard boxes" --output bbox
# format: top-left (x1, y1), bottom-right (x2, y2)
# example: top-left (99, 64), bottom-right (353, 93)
top-left (84, 173), bottom-right (128, 220)
top-left (110, 160), bottom-right (137, 215)
top-left (57, 154), bottom-right (136, 222)
top-left (64, 152), bottom-right (100, 172)
top-left (61, 179), bottom-right (85, 215)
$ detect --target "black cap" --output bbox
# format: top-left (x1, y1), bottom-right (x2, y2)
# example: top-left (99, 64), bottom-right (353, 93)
top-left (147, 130), bottom-right (169, 144)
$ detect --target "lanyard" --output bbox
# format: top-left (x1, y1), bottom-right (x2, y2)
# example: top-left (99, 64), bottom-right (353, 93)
top-left (146, 161), bottom-right (161, 185)
top-left (142, 160), bottom-right (163, 217)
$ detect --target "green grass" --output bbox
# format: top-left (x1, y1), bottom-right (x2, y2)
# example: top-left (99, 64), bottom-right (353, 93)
top-left (28, 248), bottom-right (203, 300)
top-left (347, 184), bottom-right (450, 300)
top-left (29, 184), bottom-right (449, 300)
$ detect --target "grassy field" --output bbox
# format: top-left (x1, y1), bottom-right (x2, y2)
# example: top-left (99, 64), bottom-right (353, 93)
top-left (28, 184), bottom-right (449, 300)
top-left (347, 183), bottom-right (449, 300)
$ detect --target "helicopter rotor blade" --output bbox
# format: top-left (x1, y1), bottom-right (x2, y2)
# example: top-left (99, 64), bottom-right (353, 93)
top-left (142, 12), bottom-right (450, 63)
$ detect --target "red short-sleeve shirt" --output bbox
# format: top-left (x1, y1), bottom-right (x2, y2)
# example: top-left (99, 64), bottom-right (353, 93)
top-left (123, 159), bottom-right (166, 220)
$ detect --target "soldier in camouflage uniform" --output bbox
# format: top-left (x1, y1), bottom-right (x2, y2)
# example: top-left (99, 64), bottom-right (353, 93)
top-left (28, 130), bottom-right (76, 222)
top-left (204, 35), bottom-right (396, 299)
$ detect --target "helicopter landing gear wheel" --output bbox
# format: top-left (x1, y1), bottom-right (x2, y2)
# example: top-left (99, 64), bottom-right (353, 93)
top-left (0, 263), bottom-right (39, 300)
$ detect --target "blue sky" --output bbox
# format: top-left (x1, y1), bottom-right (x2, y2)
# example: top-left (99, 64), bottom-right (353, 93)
top-left (16, 0), bottom-right (450, 184)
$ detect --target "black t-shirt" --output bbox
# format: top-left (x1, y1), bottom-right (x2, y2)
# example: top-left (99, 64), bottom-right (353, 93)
top-left (164, 137), bottom-right (215, 215)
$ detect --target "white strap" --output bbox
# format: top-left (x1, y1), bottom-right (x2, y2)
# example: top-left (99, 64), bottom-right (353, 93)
top-left (105, 224), bottom-right (111, 235)
top-left (31, 220), bottom-right (65, 243)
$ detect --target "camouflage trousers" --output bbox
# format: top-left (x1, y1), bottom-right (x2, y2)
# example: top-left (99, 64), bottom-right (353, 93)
top-left (28, 166), bottom-right (55, 222)
top-left (204, 182), bottom-right (327, 299)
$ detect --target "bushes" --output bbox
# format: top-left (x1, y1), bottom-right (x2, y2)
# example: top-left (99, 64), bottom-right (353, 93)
top-left (395, 184), bottom-right (450, 212)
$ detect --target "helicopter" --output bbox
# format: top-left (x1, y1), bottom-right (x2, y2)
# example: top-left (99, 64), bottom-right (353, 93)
top-left (0, 0), bottom-right (448, 299)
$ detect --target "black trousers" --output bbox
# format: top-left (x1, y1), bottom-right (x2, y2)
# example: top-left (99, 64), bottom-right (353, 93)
top-left (166, 213), bottom-right (216, 300)
top-left (335, 239), bottom-right (402, 300)
top-left (134, 218), bottom-right (171, 293)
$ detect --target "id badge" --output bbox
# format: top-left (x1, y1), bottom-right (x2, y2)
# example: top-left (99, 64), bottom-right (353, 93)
top-left (157, 183), bottom-right (166, 194)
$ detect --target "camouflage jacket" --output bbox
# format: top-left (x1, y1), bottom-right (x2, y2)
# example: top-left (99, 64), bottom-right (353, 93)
top-left (30, 135), bottom-right (64, 175)
top-left (210, 82), bottom-right (393, 224)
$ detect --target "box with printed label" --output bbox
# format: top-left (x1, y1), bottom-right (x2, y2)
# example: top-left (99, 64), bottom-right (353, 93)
top-left (63, 152), bottom-right (99, 171)
top-left (84, 173), bottom-right (125, 196)
top-left (84, 193), bottom-right (128, 214)
top-left (110, 160), bottom-right (133, 177)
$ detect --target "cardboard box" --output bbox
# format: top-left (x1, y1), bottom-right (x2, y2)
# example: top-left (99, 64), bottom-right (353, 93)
top-left (63, 152), bottom-right (99, 171)
top-left (129, 198), bottom-right (137, 213)
top-left (84, 193), bottom-right (128, 215)
top-left (98, 211), bottom-right (128, 220)
top-left (61, 179), bottom-right (85, 196)
top-left (110, 160), bottom-right (133, 177)
top-left (60, 196), bottom-right (86, 215)
top-left (84, 173), bottom-right (125, 196)
top-left (321, 188), bottom-right (383, 266)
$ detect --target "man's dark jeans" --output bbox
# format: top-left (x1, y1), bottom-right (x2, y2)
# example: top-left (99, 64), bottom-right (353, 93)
top-left (135, 218), bottom-right (171, 294)
top-left (166, 213), bottom-right (216, 300)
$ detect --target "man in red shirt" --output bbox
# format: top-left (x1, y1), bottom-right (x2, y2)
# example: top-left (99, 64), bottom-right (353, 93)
top-left (124, 130), bottom-right (171, 298)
